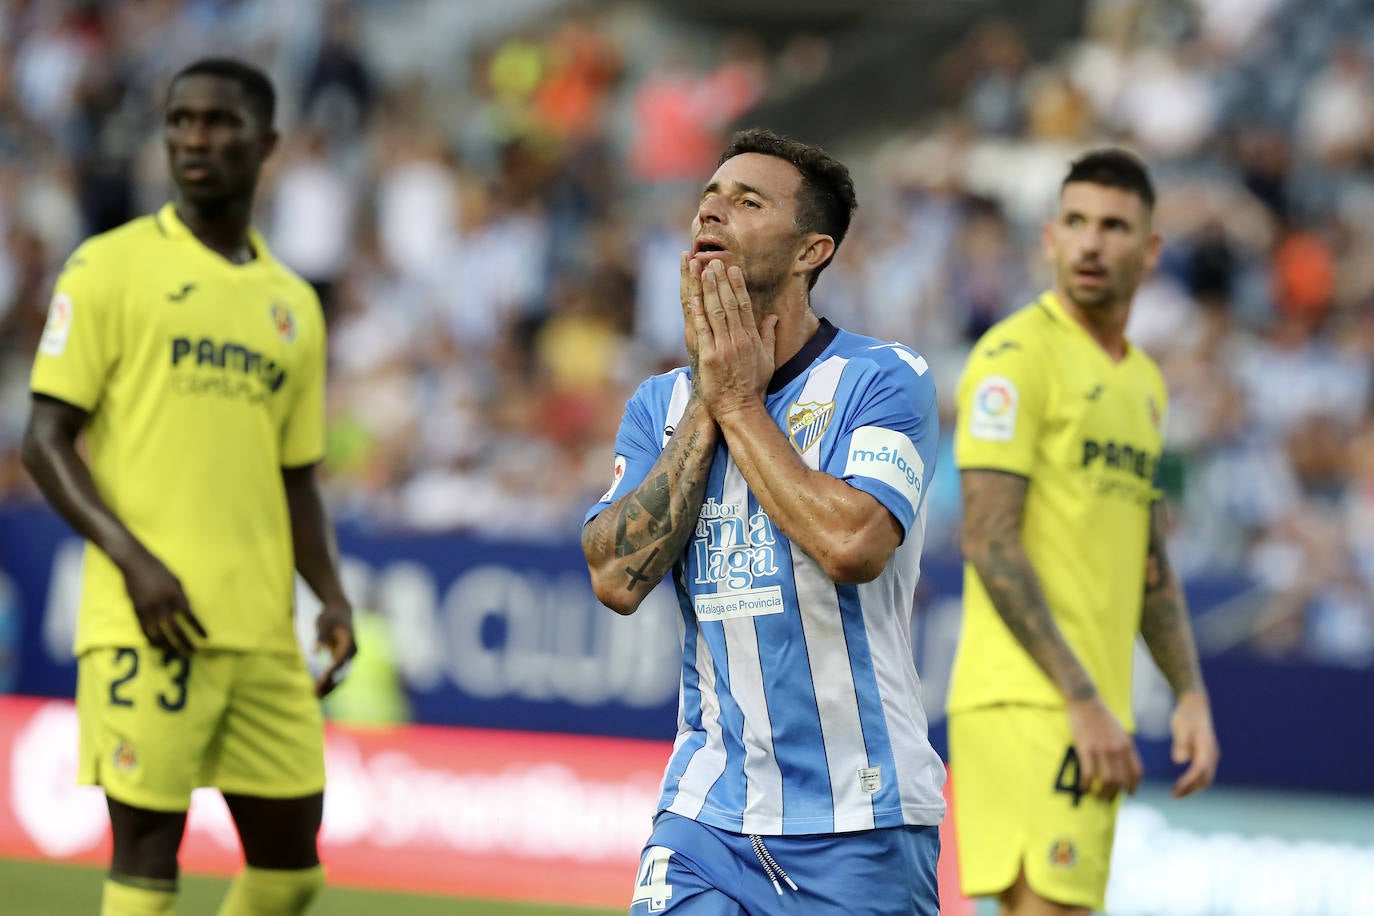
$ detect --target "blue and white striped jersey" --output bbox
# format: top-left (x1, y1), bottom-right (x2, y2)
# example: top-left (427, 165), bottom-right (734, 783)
top-left (586, 320), bottom-right (947, 836)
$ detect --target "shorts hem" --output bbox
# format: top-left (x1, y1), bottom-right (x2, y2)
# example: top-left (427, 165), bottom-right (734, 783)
top-left (95, 782), bottom-right (193, 814)
top-left (212, 779), bottom-right (326, 800)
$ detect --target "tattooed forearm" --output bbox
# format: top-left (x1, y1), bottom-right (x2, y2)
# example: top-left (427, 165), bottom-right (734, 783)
top-left (1139, 503), bottom-right (1204, 696)
top-left (615, 473), bottom-right (675, 557)
top-left (624, 547), bottom-right (661, 589)
top-left (583, 400), bottom-right (718, 613)
top-left (960, 470), bottom-right (1098, 702)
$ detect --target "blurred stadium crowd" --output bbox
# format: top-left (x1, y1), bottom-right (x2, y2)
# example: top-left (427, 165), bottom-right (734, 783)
top-left (0, 0), bottom-right (1371, 666)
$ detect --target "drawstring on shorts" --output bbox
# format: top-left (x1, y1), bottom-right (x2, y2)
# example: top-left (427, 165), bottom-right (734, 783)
top-left (749, 835), bottom-right (799, 896)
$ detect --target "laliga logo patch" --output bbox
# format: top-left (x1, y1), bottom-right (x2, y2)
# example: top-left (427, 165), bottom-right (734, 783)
top-left (1048, 838), bottom-right (1077, 868)
top-left (787, 400), bottom-right (834, 454)
top-left (599, 455), bottom-right (628, 502)
top-left (38, 292), bottom-right (74, 356)
top-left (112, 739), bottom-right (137, 773)
top-left (270, 303), bottom-right (296, 342)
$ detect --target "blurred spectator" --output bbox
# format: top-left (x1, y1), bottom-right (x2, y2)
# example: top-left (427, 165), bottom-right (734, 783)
top-left (0, 0), bottom-right (1368, 670)
top-left (266, 127), bottom-right (358, 312)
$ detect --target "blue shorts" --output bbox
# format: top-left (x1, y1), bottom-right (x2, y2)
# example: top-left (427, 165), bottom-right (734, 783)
top-left (628, 811), bottom-right (940, 915)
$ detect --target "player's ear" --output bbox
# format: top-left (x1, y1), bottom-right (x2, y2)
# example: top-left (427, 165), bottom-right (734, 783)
top-left (1040, 219), bottom-right (1056, 262)
top-left (260, 127), bottom-right (280, 161)
top-left (1144, 229), bottom-right (1163, 273)
top-left (797, 233), bottom-right (835, 275)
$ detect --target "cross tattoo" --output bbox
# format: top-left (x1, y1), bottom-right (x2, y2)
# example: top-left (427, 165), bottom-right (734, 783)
top-left (624, 547), bottom-right (661, 589)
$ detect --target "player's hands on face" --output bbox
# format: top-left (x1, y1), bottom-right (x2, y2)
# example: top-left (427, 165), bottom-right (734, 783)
top-left (121, 548), bottom-right (206, 656)
top-left (680, 252), bottom-right (704, 375)
top-left (1169, 690), bottom-right (1219, 798)
top-left (689, 259), bottom-right (778, 418)
top-left (313, 601), bottom-right (356, 698)
top-left (1067, 695), bottom-right (1143, 802)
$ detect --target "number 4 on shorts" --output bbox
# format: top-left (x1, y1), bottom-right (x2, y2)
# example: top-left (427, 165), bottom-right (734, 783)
top-left (631, 845), bottom-right (674, 912)
top-left (1054, 746), bottom-right (1087, 807)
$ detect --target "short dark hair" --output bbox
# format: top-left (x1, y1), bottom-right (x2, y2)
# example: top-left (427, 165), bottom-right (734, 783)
top-left (1062, 148), bottom-right (1155, 210)
top-left (168, 57), bottom-right (276, 130)
top-left (718, 128), bottom-right (857, 289)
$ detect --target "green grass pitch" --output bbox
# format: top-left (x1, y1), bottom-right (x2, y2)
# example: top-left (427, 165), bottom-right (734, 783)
top-left (0, 857), bottom-right (622, 915)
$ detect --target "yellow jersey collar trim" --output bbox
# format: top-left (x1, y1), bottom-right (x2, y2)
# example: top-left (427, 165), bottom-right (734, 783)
top-left (1036, 289), bottom-right (1134, 361)
top-left (155, 202), bottom-right (270, 267)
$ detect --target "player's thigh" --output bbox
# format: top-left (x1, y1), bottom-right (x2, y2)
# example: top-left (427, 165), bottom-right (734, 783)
top-left (222, 791), bottom-right (323, 870)
top-left (767, 824), bottom-right (941, 916)
top-left (952, 705), bottom-right (1118, 911)
top-left (1020, 706), bottom-right (1119, 913)
top-left (77, 647), bottom-right (232, 813)
top-left (949, 706), bottom-right (1034, 898)
top-left (207, 650), bottom-right (325, 801)
top-left (631, 814), bottom-right (749, 915)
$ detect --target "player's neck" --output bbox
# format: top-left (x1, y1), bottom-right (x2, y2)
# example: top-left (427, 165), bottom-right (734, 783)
top-left (175, 197), bottom-right (257, 265)
top-left (1053, 286), bottom-right (1131, 361)
top-left (765, 289), bottom-right (821, 367)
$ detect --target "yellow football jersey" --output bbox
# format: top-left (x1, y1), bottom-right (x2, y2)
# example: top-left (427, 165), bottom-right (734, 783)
top-left (31, 203), bottom-right (326, 655)
top-left (948, 291), bottom-right (1168, 728)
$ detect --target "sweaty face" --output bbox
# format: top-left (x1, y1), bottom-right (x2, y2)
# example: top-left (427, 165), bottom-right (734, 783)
top-left (1044, 182), bottom-right (1159, 312)
top-left (164, 75), bottom-right (272, 206)
top-left (690, 153), bottom-right (807, 302)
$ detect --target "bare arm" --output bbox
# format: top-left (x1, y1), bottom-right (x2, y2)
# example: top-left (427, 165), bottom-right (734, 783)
top-left (582, 399), bottom-right (718, 615)
top-left (20, 394), bottom-right (205, 653)
top-left (1139, 501), bottom-right (1219, 797)
top-left (959, 468), bottom-right (1096, 701)
top-left (960, 467), bottom-right (1141, 799)
top-left (715, 404), bottom-right (901, 583)
top-left (1139, 502), bottom-right (1204, 695)
top-left (283, 463), bottom-right (355, 696)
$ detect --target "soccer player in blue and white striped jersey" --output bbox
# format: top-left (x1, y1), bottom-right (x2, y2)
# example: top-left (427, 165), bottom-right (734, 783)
top-left (583, 129), bottom-right (944, 915)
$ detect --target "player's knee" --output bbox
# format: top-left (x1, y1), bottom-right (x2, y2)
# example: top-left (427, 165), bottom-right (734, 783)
top-left (107, 800), bottom-right (187, 881)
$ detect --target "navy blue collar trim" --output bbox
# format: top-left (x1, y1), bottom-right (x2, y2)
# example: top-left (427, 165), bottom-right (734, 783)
top-left (768, 318), bottom-right (837, 395)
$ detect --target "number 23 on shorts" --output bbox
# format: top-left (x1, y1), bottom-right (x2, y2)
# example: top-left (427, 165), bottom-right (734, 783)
top-left (107, 647), bottom-right (192, 712)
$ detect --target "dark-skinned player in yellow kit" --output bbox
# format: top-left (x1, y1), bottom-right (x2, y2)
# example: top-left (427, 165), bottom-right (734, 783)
top-left (22, 57), bottom-right (355, 916)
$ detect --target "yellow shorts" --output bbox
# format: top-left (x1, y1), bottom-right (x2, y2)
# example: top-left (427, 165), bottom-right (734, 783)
top-left (948, 705), bottom-right (1122, 911)
top-left (77, 647), bottom-right (325, 812)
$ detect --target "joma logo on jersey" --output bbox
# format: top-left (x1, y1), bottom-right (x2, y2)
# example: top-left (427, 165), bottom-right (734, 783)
top-left (171, 337), bottom-right (287, 393)
top-left (1081, 439), bottom-right (1156, 481)
top-left (693, 500), bottom-right (778, 590)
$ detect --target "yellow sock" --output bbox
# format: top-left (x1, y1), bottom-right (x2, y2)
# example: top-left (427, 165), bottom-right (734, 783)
top-left (217, 864), bottom-right (325, 916)
top-left (102, 878), bottom-right (177, 915)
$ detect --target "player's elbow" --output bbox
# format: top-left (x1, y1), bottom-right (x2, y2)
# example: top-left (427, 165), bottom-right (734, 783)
top-left (818, 537), bottom-right (890, 585)
top-left (582, 528), bottom-right (644, 616)
top-left (19, 422), bottom-right (51, 480)
top-left (587, 572), bottom-right (643, 616)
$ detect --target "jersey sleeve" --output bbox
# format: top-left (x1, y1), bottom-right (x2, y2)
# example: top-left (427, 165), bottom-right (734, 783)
top-left (823, 345), bottom-right (939, 538)
top-left (954, 325), bottom-right (1049, 477)
top-left (280, 290), bottom-right (327, 468)
top-left (583, 374), bottom-right (675, 525)
top-left (29, 242), bottom-right (123, 411)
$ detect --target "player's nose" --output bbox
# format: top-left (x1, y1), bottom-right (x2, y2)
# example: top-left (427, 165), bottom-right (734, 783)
top-left (697, 193), bottom-right (727, 225)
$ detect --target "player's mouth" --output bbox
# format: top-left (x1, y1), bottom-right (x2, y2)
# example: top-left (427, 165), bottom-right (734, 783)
top-left (177, 161), bottom-right (216, 182)
top-left (693, 238), bottom-right (729, 256)
top-left (1073, 263), bottom-right (1107, 283)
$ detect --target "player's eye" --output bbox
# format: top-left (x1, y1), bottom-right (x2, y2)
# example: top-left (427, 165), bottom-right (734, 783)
top-left (741, 198), bottom-right (762, 209)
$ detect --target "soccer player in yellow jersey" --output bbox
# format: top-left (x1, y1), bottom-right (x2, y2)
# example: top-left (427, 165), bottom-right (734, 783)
top-left (20, 58), bottom-right (355, 916)
top-left (948, 149), bottom-right (1220, 915)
